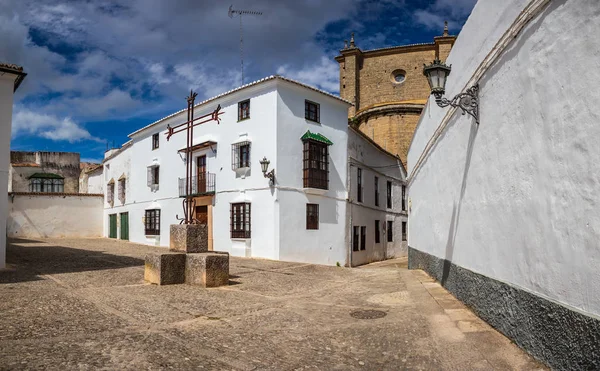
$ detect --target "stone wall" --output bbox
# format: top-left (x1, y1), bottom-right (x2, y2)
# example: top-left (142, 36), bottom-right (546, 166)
top-left (10, 151), bottom-right (81, 193)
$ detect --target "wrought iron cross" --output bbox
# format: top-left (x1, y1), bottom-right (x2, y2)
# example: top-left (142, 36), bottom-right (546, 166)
top-left (165, 91), bottom-right (224, 224)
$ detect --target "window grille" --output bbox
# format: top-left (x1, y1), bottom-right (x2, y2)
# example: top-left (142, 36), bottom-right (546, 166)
top-left (145, 209), bottom-right (160, 235)
top-left (387, 221), bottom-right (393, 242)
top-left (302, 140), bottom-right (329, 189)
top-left (231, 203), bottom-right (251, 238)
top-left (152, 133), bottom-right (159, 150)
top-left (387, 181), bottom-right (392, 209)
top-left (305, 100), bottom-right (320, 122)
top-left (107, 182), bottom-right (115, 205)
top-left (375, 176), bottom-right (379, 207)
top-left (360, 226), bottom-right (366, 251)
top-left (29, 177), bottom-right (64, 193)
top-left (231, 141), bottom-right (251, 170)
top-left (147, 165), bottom-right (159, 186)
top-left (238, 100), bottom-right (250, 121)
top-left (375, 220), bottom-right (380, 243)
top-left (118, 178), bottom-right (126, 203)
top-left (306, 204), bottom-right (319, 230)
top-left (357, 168), bottom-right (363, 202)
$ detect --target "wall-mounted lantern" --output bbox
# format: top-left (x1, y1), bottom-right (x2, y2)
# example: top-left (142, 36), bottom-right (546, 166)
top-left (423, 59), bottom-right (479, 124)
top-left (259, 156), bottom-right (275, 185)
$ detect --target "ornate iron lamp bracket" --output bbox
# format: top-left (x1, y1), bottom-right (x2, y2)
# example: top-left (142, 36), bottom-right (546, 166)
top-left (434, 84), bottom-right (479, 125)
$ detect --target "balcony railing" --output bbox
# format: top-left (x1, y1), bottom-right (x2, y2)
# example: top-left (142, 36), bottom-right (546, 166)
top-left (178, 173), bottom-right (216, 197)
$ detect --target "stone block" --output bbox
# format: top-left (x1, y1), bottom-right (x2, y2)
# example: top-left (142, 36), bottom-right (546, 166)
top-left (185, 252), bottom-right (229, 288)
top-left (144, 252), bottom-right (186, 285)
top-left (170, 224), bottom-right (208, 253)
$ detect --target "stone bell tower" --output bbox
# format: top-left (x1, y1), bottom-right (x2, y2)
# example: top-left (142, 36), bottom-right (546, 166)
top-left (335, 22), bottom-right (456, 166)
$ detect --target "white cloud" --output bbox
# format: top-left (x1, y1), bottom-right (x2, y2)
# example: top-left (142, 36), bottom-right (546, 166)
top-left (277, 56), bottom-right (340, 94)
top-left (12, 109), bottom-right (100, 143)
top-left (414, 0), bottom-right (476, 31)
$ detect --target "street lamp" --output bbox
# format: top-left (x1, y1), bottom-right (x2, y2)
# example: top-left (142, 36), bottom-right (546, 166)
top-left (259, 156), bottom-right (275, 185)
top-left (423, 59), bottom-right (479, 125)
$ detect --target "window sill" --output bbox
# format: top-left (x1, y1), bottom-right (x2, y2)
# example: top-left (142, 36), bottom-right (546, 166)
top-left (231, 237), bottom-right (251, 241)
top-left (303, 187), bottom-right (327, 195)
top-left (237, 117), bottom-right (250, 122)
top-left (305, 119), bottom-right (321, 124)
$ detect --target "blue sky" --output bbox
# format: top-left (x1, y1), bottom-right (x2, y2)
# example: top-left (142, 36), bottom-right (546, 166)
top-left (1, 0), bottom-right (476, 163)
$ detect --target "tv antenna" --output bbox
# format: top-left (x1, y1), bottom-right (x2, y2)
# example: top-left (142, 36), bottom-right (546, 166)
top-left (228, 5), bottom-right (262, 86)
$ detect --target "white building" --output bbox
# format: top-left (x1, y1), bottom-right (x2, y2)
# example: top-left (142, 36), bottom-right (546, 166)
top-left (0, 62), bottom-right (26, 269)
top-left (407, 0), bottom-right (600, 368)
top-left (100, 76), bottom-right (406, 266)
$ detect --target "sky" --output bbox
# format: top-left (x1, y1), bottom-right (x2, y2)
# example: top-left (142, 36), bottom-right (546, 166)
top-left (0, 0), bottom-right (476, 163)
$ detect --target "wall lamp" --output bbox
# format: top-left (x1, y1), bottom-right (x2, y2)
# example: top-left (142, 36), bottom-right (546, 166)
top-left (423, 59), bottom-right (479, 125)
top-left (259, 156), bottom-right (275, 185)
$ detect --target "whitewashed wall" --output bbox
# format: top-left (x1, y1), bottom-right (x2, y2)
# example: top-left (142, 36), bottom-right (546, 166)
top-left (0, 74), bottom-right (16, 268)
top-left (348, 128), bottom-right (406, 266)
top-left (408, 0), bottom-right (600, 317)
top-left (87, 170), bottom-right (104, 194)
top-left (7, 194), bottom-right (103, 238)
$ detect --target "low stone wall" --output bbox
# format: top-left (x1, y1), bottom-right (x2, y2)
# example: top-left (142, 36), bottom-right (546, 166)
top-left (408, 246), bottom-right (600, 370)
top-left (7, 193), bottom-right (104, 238)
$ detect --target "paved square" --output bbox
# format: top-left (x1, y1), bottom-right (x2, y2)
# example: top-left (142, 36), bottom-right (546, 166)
top-left (0, 238), bottom-right (546, 370)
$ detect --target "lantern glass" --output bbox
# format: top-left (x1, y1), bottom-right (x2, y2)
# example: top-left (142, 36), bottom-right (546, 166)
top-left (423, 59), bottom-right (451, 95)
top-left (260, 157), bottom-right (270, 173)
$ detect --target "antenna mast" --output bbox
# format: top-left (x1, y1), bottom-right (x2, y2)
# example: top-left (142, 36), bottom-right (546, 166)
top-left (228, 5), bottom-right (262, 86)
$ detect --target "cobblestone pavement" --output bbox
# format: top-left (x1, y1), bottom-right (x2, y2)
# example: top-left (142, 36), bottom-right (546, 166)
top-left (0, 238), bottom-right (546, 370)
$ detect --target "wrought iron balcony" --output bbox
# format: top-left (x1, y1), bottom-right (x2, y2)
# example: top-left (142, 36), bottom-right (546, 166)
top-left (178, 173), bottom-right (216, 197)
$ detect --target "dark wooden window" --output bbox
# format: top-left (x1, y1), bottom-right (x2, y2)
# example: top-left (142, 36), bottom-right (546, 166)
top-left (305, 100), bottom-right (320, 122)
top-left (374, 176), bottom-right (379, 206)
top-left (375, 220), bottom-right (380, 243)
top-left (402, 221), bottom-right (407, 241)
top-left (152, 133), bottom-right (159, 150)
top-left (238, 99), bottom-right (250, 121)
top-left (387, 220), bottom-right (393, 242)
top-left (353, 226), bottom-right (359, 252)
top-left (147, 165), bottom-right (159, 186)
top-left (357, 168), bottom-right (362, 202)
top-left (306, 204), bottom-right (319, 230)
top-left (232, 141), bottom-right (251, 169)
top-left (145, 209), bottom-right (160, 235)
top-left (402, 185), bottom-right (406, 211)
top-left (231, 203), bottom-right (251, 238)
top-left (387, 181), bottom-right (392, 209)
top-left (303, 139), bottom-right (328, 189)
top-left (360, 226), bottom-right (366, 250)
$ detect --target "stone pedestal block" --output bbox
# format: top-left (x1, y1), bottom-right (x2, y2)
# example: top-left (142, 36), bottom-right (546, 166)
top-left (170, 224), bottom-right (208, 253)
top-left (185, 252), bottom-right (229, 287)
top-left (144, 252), bottom-right (186, 285)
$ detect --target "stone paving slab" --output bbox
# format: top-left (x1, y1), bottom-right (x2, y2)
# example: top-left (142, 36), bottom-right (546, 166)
top-left (0, 238), bottom-right (547, 370)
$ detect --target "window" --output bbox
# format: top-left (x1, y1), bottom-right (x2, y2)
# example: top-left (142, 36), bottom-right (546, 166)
top-left (152, 133), bottom-right (159, 150)
top-left (305, 100), bottom-right (320, 123)
top-left (353, 226), bottom-right (359, 252)
top-left (306, 204), bottom-right (319, 230)
top-left (238, 99), bottom-right (250, 121)
top-left (147, 165), bottom-right (159, 186)
top-left (145, 209), bottom-right (160, 236)
top-left (118, 178), bottom-right (126, 203)
top-left (387, 181), bottom-right (392, 209)
top-left (357, 168), bottom-right (363, 202)
top-left (232, 141), bottom-right (251, 170)
top-left (402, 185), bottom-right (406, 211)
top-left (402, 221), bottom-right (407, 241)
top-left (360, 226), bottom-right (366, 251)
top-left (28, 176), bottom-right (64, 193)
top-left (107, 181), bottom-right (115, 205)
top-left (387, 221), bottom-right (393, 242)
top-left (303, 140), bottom-right (329, 189)
top-left (375, 176), bottom-right (379, 207)
top-left (231, 203), bottom-right (251, 238)
top-left (375, 220), bottom-right (380, 243)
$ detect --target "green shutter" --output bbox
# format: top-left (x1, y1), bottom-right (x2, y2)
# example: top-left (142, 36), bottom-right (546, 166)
top-left (120, 213), bottom-right (129, 240)
top-left (109, 214), bottom-right (117, 239)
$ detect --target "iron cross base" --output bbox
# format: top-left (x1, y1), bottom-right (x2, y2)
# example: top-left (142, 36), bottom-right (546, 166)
top-left (143, 224), bottom-right (230, 287)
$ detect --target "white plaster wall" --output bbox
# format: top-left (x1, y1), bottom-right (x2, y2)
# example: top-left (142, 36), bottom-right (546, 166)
top-left (0, 75), bottom-right (15, 268)
top-left (7, 194), bottom-right (103, 238)
top-left (87, 171), bottom-right (104, 194)
top-left (408, 0), bottom-right (600, 317)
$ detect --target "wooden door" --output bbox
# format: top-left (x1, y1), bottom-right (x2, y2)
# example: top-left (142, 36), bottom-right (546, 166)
top-left (120, 213), bottom-right (129, 240)
top-left (197, 155), bottom-right (206, 194)
top-left (195, 205), bottom-right (208, 225)
top-left (109, 214), bottom-right (117, 239)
